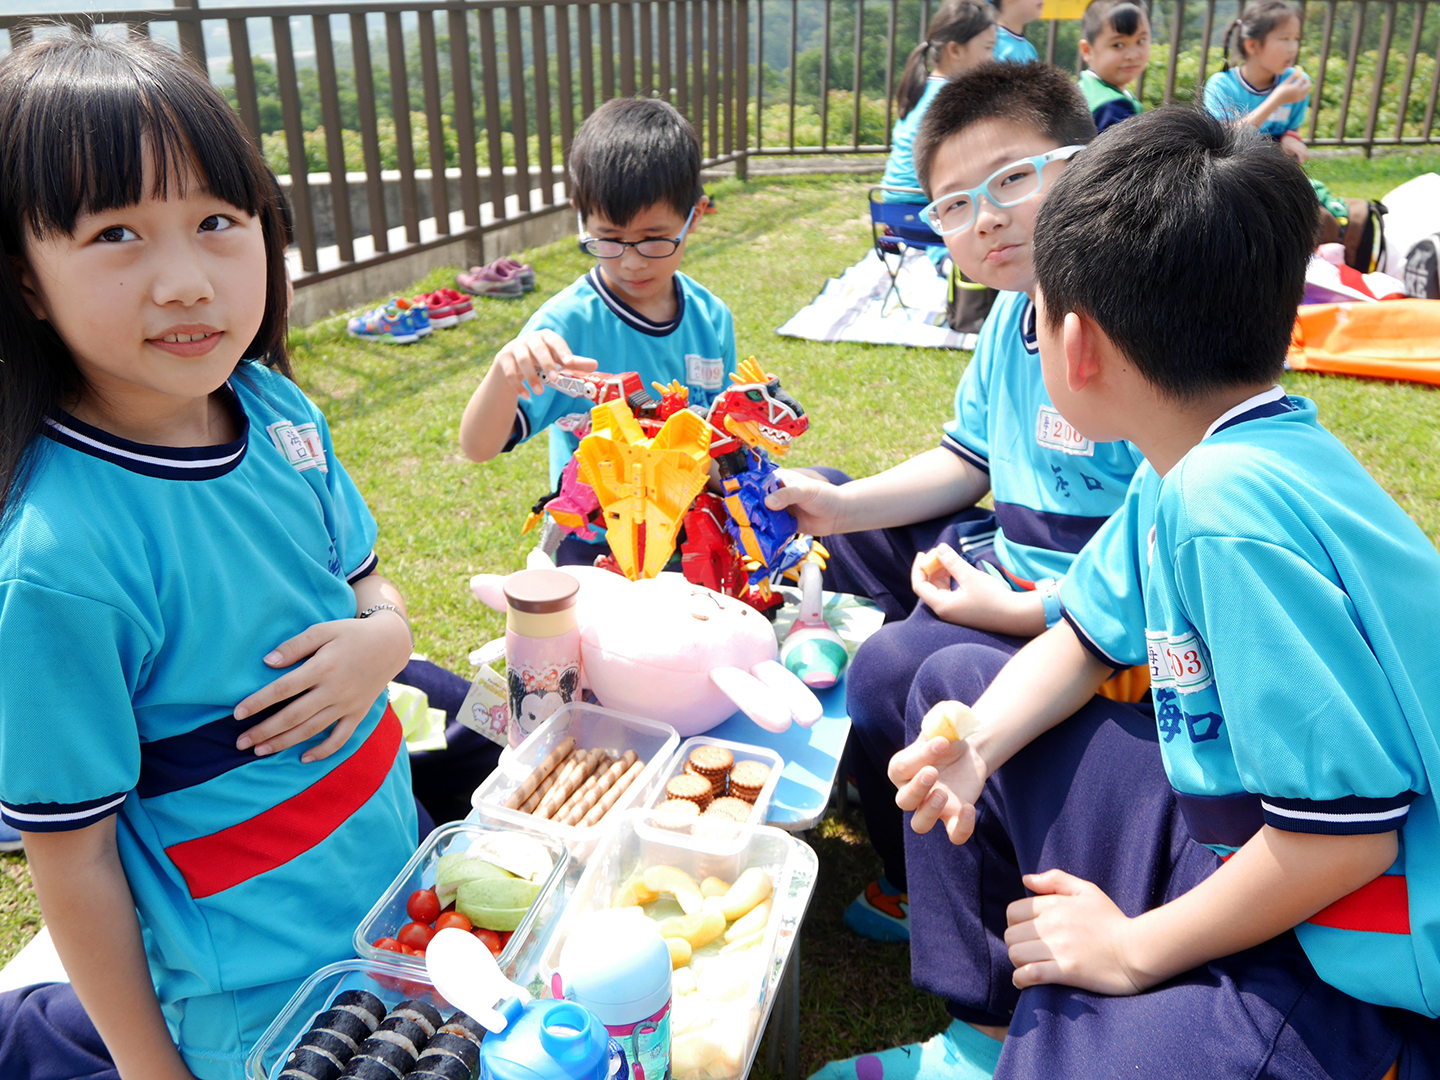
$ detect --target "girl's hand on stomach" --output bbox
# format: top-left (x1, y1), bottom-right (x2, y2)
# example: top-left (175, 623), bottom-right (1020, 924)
top-left (888, 731), bottom-right (991, 845)
top-left (490, 329), bottom-right (598, 401)
top-left (763, 469), bottom-right (844, 535)
top-left (233, 609), bottom-right (413, 762)
top-left (911, 544), bottom-right (1042, 635)
top-left (1271, 69), bottom-right (1310, 105)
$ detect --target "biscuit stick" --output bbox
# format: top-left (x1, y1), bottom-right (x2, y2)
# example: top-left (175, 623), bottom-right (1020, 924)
top-left (521, 746), bottom-right (584, 812)
top-left (535, 748), bottom-right (604, 820)
top-left (561, 750), bottom-right (638, 826)
top-left (579, 757), bottom-right (645, 828)
top-left (553, 753), bottom-right (614, 821)
top-left (504, 736), bottom-right (578, 809)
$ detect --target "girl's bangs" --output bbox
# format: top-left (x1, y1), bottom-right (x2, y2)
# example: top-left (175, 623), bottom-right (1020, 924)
top-left (7, 40), bottom-right (265, 238)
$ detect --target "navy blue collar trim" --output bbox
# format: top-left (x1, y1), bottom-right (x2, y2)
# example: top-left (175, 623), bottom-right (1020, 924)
top-left (585, 268), bottom-right (685, 338)
top-left (1020, 298), bottom-right (1039, 355)
top-left (1235, 68), bottom-right (1278, 96)
top-left (997, 24), bottom-right (1026, 40)
top-left (1210, 396), bottom-right (1297, 437)
top-left (43, 383), bottom-right (249, 481)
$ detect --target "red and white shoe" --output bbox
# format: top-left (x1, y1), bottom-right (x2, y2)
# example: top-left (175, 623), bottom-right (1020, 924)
top-left (420, 287), bottom-right (476, 327)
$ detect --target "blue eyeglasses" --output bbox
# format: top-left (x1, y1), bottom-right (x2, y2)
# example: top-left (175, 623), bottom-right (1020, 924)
top-left (577, 205), bottom-right (697, 259)
top-left (921, 146), bottom-right (1085, 236)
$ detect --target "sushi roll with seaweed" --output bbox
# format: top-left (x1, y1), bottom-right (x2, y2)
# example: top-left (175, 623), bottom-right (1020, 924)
top-left (370, 1016), bottom-right (429, 1059)
top-left (338, 1054), bottom-right (403, 1080)
top-left (389, 998), bottom-right (444, 1037)
top-left (298, 1028), bottom-right (359, 1066)
top-left (307, 1008), bottom-right (373, 1050)
top-left (279, 1045), bottom-right (345, 1080)
top-left (331, 990), bottom-right (386, 1031)
top-left (407, 1054), bottom-right (475, 1080)
top-left (415, 1032), bottom-right (479, 1073)
top-left (436, 1012), bottom-right (486, 1051)
top-left (347, 1035), bottom-right (415, 1077)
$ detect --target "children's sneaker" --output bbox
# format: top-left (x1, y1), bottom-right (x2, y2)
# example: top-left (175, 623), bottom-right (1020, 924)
top-left (843, 877), bottom-right (910, 942)
top-left (347, 300), bottom-right (419, 344)
top-left (457, 263), bottom-right (524, 298)
top-left (493, 257), bottom-right (536, 292)
top-left (415, 288), bottom-right (476, 329)
top-left (0, 821), bottom-right (23, 853)
top-left (398, 296), bottom-right (432, 338)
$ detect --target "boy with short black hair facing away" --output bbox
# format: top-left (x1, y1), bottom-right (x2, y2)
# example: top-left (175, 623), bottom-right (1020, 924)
top-left (1078, 0), bottom-right (1151, 132)
top-left (459, 98), bottom-right (735, 565)
top-left (775, 63), bottom-right (1148, 965)
top-left (879, 106), bottom-right (1440, 1079)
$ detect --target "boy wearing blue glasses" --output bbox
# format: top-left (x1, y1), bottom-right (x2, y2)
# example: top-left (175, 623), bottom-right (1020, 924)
top-left (460, 98), bottom-right (735, 563)
top-left (771, 64), bottom-right (1146, 959)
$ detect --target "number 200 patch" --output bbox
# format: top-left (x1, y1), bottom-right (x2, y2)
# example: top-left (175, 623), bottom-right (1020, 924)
top-left (1145, 630), bottom-right (1213, 694)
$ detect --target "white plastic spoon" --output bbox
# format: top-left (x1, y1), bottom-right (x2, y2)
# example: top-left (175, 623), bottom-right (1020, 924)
top-left (424, 926), bottom-right (532, 1034)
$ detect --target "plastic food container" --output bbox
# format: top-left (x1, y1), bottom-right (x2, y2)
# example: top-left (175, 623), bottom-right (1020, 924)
top-left (471, 702), bottom-right (679, 855)
top-left (539, 809), bottom-right (806, 1080)
top-left (644, 736), bottom-right (784, 828)
top-left (353, 820), bottom-right (569, 977)
top-left (245, 958), bottom-right (456, 1080)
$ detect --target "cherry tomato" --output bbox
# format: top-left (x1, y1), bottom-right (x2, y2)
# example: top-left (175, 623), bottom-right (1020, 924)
top-left (372, 936), bottom-right (403, 954)
top-left (498, 929), bottom-right (513, 947)
top-left (400, 980), bottom-right (432, 1000)
top-left (397, 921), bottom-right (438, 952)
top-left (435, 911), bottom-right (472, 933)
top-left (399, 944), bottom-right (424, 957)
top-left (406, 888), bottom-right (442, 925)
top-left (473, 927), bottom-right (503, 957)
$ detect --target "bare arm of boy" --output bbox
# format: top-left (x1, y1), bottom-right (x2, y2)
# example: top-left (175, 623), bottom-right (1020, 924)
top-left (459, 330), bottom-right (599, 462)
top-left (765, 447), bottom-right (990, 537)
top-left (232, 573), bottom-right (413, 762)
top-left (910, 543), bottom-right (1047, 636)
top-left (26, 822), bottom-right (199, 1080)
top-left (1005, 825), bottom-right (1397, 996)
top-left (889, 622), bottom-right (1114, 843)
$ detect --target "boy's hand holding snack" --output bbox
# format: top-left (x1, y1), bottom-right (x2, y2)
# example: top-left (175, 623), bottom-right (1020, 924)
top-left (911, 544), bottom-right (1046, 636)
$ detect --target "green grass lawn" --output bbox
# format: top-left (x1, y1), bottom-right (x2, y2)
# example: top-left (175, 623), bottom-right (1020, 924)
top-left (3, 154), bottom-right (1439, 1075)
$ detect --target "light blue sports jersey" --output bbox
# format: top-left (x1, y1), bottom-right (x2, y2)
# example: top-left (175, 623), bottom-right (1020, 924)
top-left (882, 75), bottom-right (948, 198)
top-left (993, 24), bottom-right (1039, 63)
top-left (508, 268), bottom-right (738, 489)
top-left (941, 290), bottom-right (1145, 584)
top-left (1144, 388), bottom-right (1440, 1017)
top-left (1204, 66), bottom-right (1309, 139)
top-left (1058, 458), bottom-right (1161, 669)
top-left (0, 362), bottom-right (418, 1079)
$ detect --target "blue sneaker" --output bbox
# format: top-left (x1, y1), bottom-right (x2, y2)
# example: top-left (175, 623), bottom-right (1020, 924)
top-left (808, 1018), bottom-right (1002, 1080)
top-left (401, 296), bottom-right (432, 338)
top-left (347, 300), bottom-right (419, 344)
top-left (0, 820), bottom-right (22, 853)
top-left (843, 877), bottom-right (909, 942)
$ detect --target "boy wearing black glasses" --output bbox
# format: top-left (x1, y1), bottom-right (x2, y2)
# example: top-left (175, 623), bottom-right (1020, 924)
top-left (459, 98), bottom-right (734, 564)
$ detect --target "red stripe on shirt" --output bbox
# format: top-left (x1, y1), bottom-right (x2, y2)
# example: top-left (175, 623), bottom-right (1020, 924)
top-left (1307, 873), bottom-right (1410, 935)
top-left (165, 705), bottom-right (403, 900)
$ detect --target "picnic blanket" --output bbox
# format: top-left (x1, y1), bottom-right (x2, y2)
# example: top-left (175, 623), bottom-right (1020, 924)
top-left (776, 248), bottom-right (980, 350)
top-left (1289, 299), bottom-right (1440, 386)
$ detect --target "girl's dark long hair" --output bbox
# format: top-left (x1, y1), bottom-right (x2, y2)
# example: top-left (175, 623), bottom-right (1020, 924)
top-left (896, 0), bottom-right (995, 119)
top-left (1222, 0), bottom-right (1301, 70)
top-left (0, 31), bottom-right (291, 528)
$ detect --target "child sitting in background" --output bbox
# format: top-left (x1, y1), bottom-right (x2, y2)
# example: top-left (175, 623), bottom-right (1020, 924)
top-left (770, 63), bottom-right (1143, 948)
top-left (990, 0), bottom-right (1043, 62)
top-left (1204, 0), bottom-right (1311, 159)
top-left (458, 98), bottom-right (735, 566)
top-left (1078, 0), bottom-right (1150, 132)
top-left (885, 105), bottom-right (1440, 1080)
top-left (883, 0), bottom-right (996, 200)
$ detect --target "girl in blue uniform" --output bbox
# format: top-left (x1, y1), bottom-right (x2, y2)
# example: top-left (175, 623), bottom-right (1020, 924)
top-left (0, 32), bottom-right (418, 1080)
top-left (1203, 0), bottom-right (1311, 161)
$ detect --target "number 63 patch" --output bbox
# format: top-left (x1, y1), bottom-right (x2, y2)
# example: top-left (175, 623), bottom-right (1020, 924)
top-left (1145, 629), bottom-right (1213, 694)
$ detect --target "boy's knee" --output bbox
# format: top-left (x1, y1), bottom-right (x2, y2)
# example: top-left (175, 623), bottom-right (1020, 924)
top-left (905, 644), bottom-right (1010, 738)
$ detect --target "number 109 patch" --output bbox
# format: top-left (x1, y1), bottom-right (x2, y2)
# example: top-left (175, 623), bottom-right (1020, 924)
top-left (1145, 629), bottom-right (1213, 694)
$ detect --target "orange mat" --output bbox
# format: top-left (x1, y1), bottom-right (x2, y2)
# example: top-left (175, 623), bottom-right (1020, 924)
top-left (1289, 300), bottom-right (1440, 386)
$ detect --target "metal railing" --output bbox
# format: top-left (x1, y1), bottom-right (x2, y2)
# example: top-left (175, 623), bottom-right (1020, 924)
top-left (4, 0), bottom-right (1437, 299)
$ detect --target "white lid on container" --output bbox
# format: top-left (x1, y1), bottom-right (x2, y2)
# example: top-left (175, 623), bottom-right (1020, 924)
top-left (557, 911), bottom-right (672, 1025)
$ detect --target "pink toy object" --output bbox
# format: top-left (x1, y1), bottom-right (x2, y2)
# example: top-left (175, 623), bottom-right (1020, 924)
top-left (471, 566), bottom-right (823, 736)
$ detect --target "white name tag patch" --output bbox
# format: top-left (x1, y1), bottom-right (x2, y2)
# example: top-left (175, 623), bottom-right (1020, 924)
top-left (1036, 406), bottom-right (1094, 457)
top-left (1145, 629), bottom-right (1213, 694)
top-left (267, 420), bottom-right (329, 473)
top-left (687, 354), bottom-right (726, 391)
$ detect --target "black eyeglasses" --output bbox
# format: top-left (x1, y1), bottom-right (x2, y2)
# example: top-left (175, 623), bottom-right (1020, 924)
top-left (576, 206), bottom-right (697, 259)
